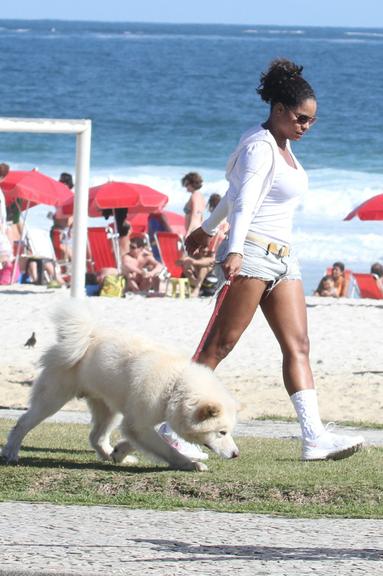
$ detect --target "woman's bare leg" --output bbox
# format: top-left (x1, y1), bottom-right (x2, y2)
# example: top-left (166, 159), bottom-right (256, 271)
top-left (260, 279), bottom-right (364, 459)
top-left (260, 279), bottom-right (314, 395)
top-left (196, 276), bottom-right (268, 369)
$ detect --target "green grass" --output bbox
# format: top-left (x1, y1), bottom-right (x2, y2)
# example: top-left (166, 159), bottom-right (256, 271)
top-left (0, 419), bottom-right (382, 518)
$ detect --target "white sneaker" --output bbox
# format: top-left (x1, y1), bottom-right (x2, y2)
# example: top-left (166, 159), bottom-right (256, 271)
top-left (158, 422), bottom-right (209, 461)
top-left (303, 426), bottom-right (364, 461)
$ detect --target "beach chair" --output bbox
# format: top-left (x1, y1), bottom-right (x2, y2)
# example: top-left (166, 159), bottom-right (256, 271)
top-left (351, 273), bottom-right (383, 299)
top-left (24, 227), bottom-right (68, 285)
top-left (154, 231), bottom-right (190, 298)
top-left (87, 226), bottom-right (119, 273)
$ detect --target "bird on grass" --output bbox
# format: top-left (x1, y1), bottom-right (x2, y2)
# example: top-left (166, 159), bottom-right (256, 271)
top-left (24, 332), bottom-right (37, 348)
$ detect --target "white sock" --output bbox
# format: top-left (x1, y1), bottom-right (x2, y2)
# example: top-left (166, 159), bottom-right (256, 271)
top-left (290, 389), bottom-right (325, 441)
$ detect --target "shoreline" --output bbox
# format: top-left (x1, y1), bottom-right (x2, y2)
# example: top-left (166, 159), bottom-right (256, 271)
top-left (0, 284), bottom-right (382, 425)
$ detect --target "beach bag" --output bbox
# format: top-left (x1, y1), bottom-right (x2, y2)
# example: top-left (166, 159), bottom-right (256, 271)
top-left (0, 261), bottom-right (20, 285)
top-left (200, 270), bottom-right (219, 297)
top-left (99, 274), bottom-right (126, 298)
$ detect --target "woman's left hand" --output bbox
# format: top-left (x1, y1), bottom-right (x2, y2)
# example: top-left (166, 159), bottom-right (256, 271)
top-left (185, 227), bottom-right (211, 256)
top-left (221, 253), bottom-right (243, 279)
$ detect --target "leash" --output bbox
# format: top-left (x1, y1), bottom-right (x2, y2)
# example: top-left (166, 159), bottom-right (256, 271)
top-left (192, 274), bottom-right (234, 362)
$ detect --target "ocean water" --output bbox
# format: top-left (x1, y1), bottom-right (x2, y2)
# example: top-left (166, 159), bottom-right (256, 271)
top-left (0, 20), bottom-right (382, 294)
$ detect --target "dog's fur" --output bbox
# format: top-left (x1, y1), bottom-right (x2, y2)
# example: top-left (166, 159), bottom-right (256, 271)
top-left (2, 303), bottom-right (239, 471)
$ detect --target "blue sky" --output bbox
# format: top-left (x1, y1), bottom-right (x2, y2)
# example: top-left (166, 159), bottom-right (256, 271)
top-left (2, 0), bottom-right (383, 28)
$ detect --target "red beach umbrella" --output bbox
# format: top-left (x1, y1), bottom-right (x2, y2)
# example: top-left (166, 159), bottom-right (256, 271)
top-left (161, 211), bottom-right (186, 236)
top-left (344, 193), bottom-right (383, 221)
top-left (127, 210), bottom-right (186, 236)
top-left (1, 170), bottom-right (73, 285)
top-left (62, 181), bottom-right (168, 217)
top-left (1, 169), bottom-right (73, 208)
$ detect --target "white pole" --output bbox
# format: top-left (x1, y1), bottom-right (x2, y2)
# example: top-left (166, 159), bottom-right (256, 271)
top-left (0, 117), bottom-right (92, 298)
top-left (70, 121), bottom-right (92, 298)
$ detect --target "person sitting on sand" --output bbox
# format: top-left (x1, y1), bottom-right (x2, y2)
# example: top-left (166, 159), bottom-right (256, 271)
top-left (121, 237), bottom-right (164, 293)
top-left (177, 193), bottom-right (228, 297)
top-left (370, 262), bottom-right (383, 295)
top-left (330, 261), bottom-right (347, 297)
top-left (177, 247), bottom-right (216, 298)
top-left (23, 258), bottom-right (66, 287)
top-left (314, 275), bottom-right (338, 297)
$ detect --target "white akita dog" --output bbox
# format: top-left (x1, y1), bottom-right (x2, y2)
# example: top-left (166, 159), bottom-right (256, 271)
top-left (2, 303), bottom-right (239, 472)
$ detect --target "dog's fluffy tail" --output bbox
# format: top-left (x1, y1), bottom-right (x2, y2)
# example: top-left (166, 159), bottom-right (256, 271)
top-left (42, 301), bottom-right (96, 370)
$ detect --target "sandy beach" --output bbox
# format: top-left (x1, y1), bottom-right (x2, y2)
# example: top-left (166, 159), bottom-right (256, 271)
top-left (0, 284), bottom-right (382, 424)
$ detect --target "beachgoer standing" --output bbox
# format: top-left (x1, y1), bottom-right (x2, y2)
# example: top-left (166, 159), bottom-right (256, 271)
top-left (182, 59), bottom-right (364, 461)
top-left (182, 172), bottom-right (206, 236)
top-left (50, 173), bottom-right (74, 261)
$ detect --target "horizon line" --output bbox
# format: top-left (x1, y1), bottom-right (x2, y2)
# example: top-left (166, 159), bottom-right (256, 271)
top-left (0, 18), bottom-right (382, 30)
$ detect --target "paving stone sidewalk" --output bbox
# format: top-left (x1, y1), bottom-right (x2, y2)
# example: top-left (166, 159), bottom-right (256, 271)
top-left (0, 410), bottom-right (382, 575)
top-left (0, 502), bottom-right (382, 576)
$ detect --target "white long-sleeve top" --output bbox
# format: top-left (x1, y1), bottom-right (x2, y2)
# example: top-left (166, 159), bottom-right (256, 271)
top-left (201, 125), bottom-right (308, 256)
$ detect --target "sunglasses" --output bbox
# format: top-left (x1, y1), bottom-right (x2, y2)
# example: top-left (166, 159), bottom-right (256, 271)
top-left (289, 109), bottom-right (317, 126)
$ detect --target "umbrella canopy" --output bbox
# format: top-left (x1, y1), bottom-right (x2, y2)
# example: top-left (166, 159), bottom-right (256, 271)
top-left (127, 211), bottom-right (186, 236)
top-left (62, 181), bottom-right (168, 217)
top-left (1, 169), bottom-right (73, 209)
top-left (344, 193), bottom-right (383, 221)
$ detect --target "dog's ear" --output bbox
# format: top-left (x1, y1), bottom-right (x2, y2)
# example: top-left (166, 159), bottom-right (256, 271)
top-left (194, 402), bottom-right (222, 422)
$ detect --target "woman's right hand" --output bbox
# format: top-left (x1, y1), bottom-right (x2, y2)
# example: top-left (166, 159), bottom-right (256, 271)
top-left (221, 253), bottom-right (243, 279)
top-left (185, 227), bottom-right (212, 256)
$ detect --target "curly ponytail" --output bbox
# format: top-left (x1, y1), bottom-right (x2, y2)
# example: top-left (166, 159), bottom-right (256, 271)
top-left (257, 58), bottom-right (315, 107)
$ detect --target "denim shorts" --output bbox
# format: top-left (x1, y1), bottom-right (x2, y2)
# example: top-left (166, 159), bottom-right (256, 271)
top-left (216, 237), bottom-right (301, 291)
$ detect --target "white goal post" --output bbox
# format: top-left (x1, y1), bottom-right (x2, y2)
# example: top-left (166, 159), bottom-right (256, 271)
top-left (0, 117), bottom-right (91, 298)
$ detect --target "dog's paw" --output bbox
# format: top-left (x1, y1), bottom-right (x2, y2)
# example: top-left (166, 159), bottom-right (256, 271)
top-left (111, 447), bottom-right (125, 464)
top-left (1, 447), bottom-right (19, 464)
top-left (120, 454), bottom-right (139, 465)
top-left (111, 444), bottom-right (138, 465)
top-left (95, 450), bottom-right (113, 462)
top-left (177, 459), bottom-right (208, 472)
top-left (193, 460), bottom-right (208, 472)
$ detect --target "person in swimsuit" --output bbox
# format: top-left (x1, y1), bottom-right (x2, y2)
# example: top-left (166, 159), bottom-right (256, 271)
top-left (370, 262), bottom-right (383, 295)
top-left (182, 172), bottom-right (206, 237)
top-left (314, 275), bottom-right (338, 297)
top-left (330, 261), bottom-right (347, 297)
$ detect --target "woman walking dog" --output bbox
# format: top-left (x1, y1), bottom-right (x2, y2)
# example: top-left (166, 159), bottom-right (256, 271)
top-left (182, 58), bottom-right (364, 461)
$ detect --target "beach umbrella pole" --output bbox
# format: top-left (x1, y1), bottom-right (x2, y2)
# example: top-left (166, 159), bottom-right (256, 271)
top-left (11, 200), bottom-right (30, 284)
top-left (111, 209), bottom-right (122, 273)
